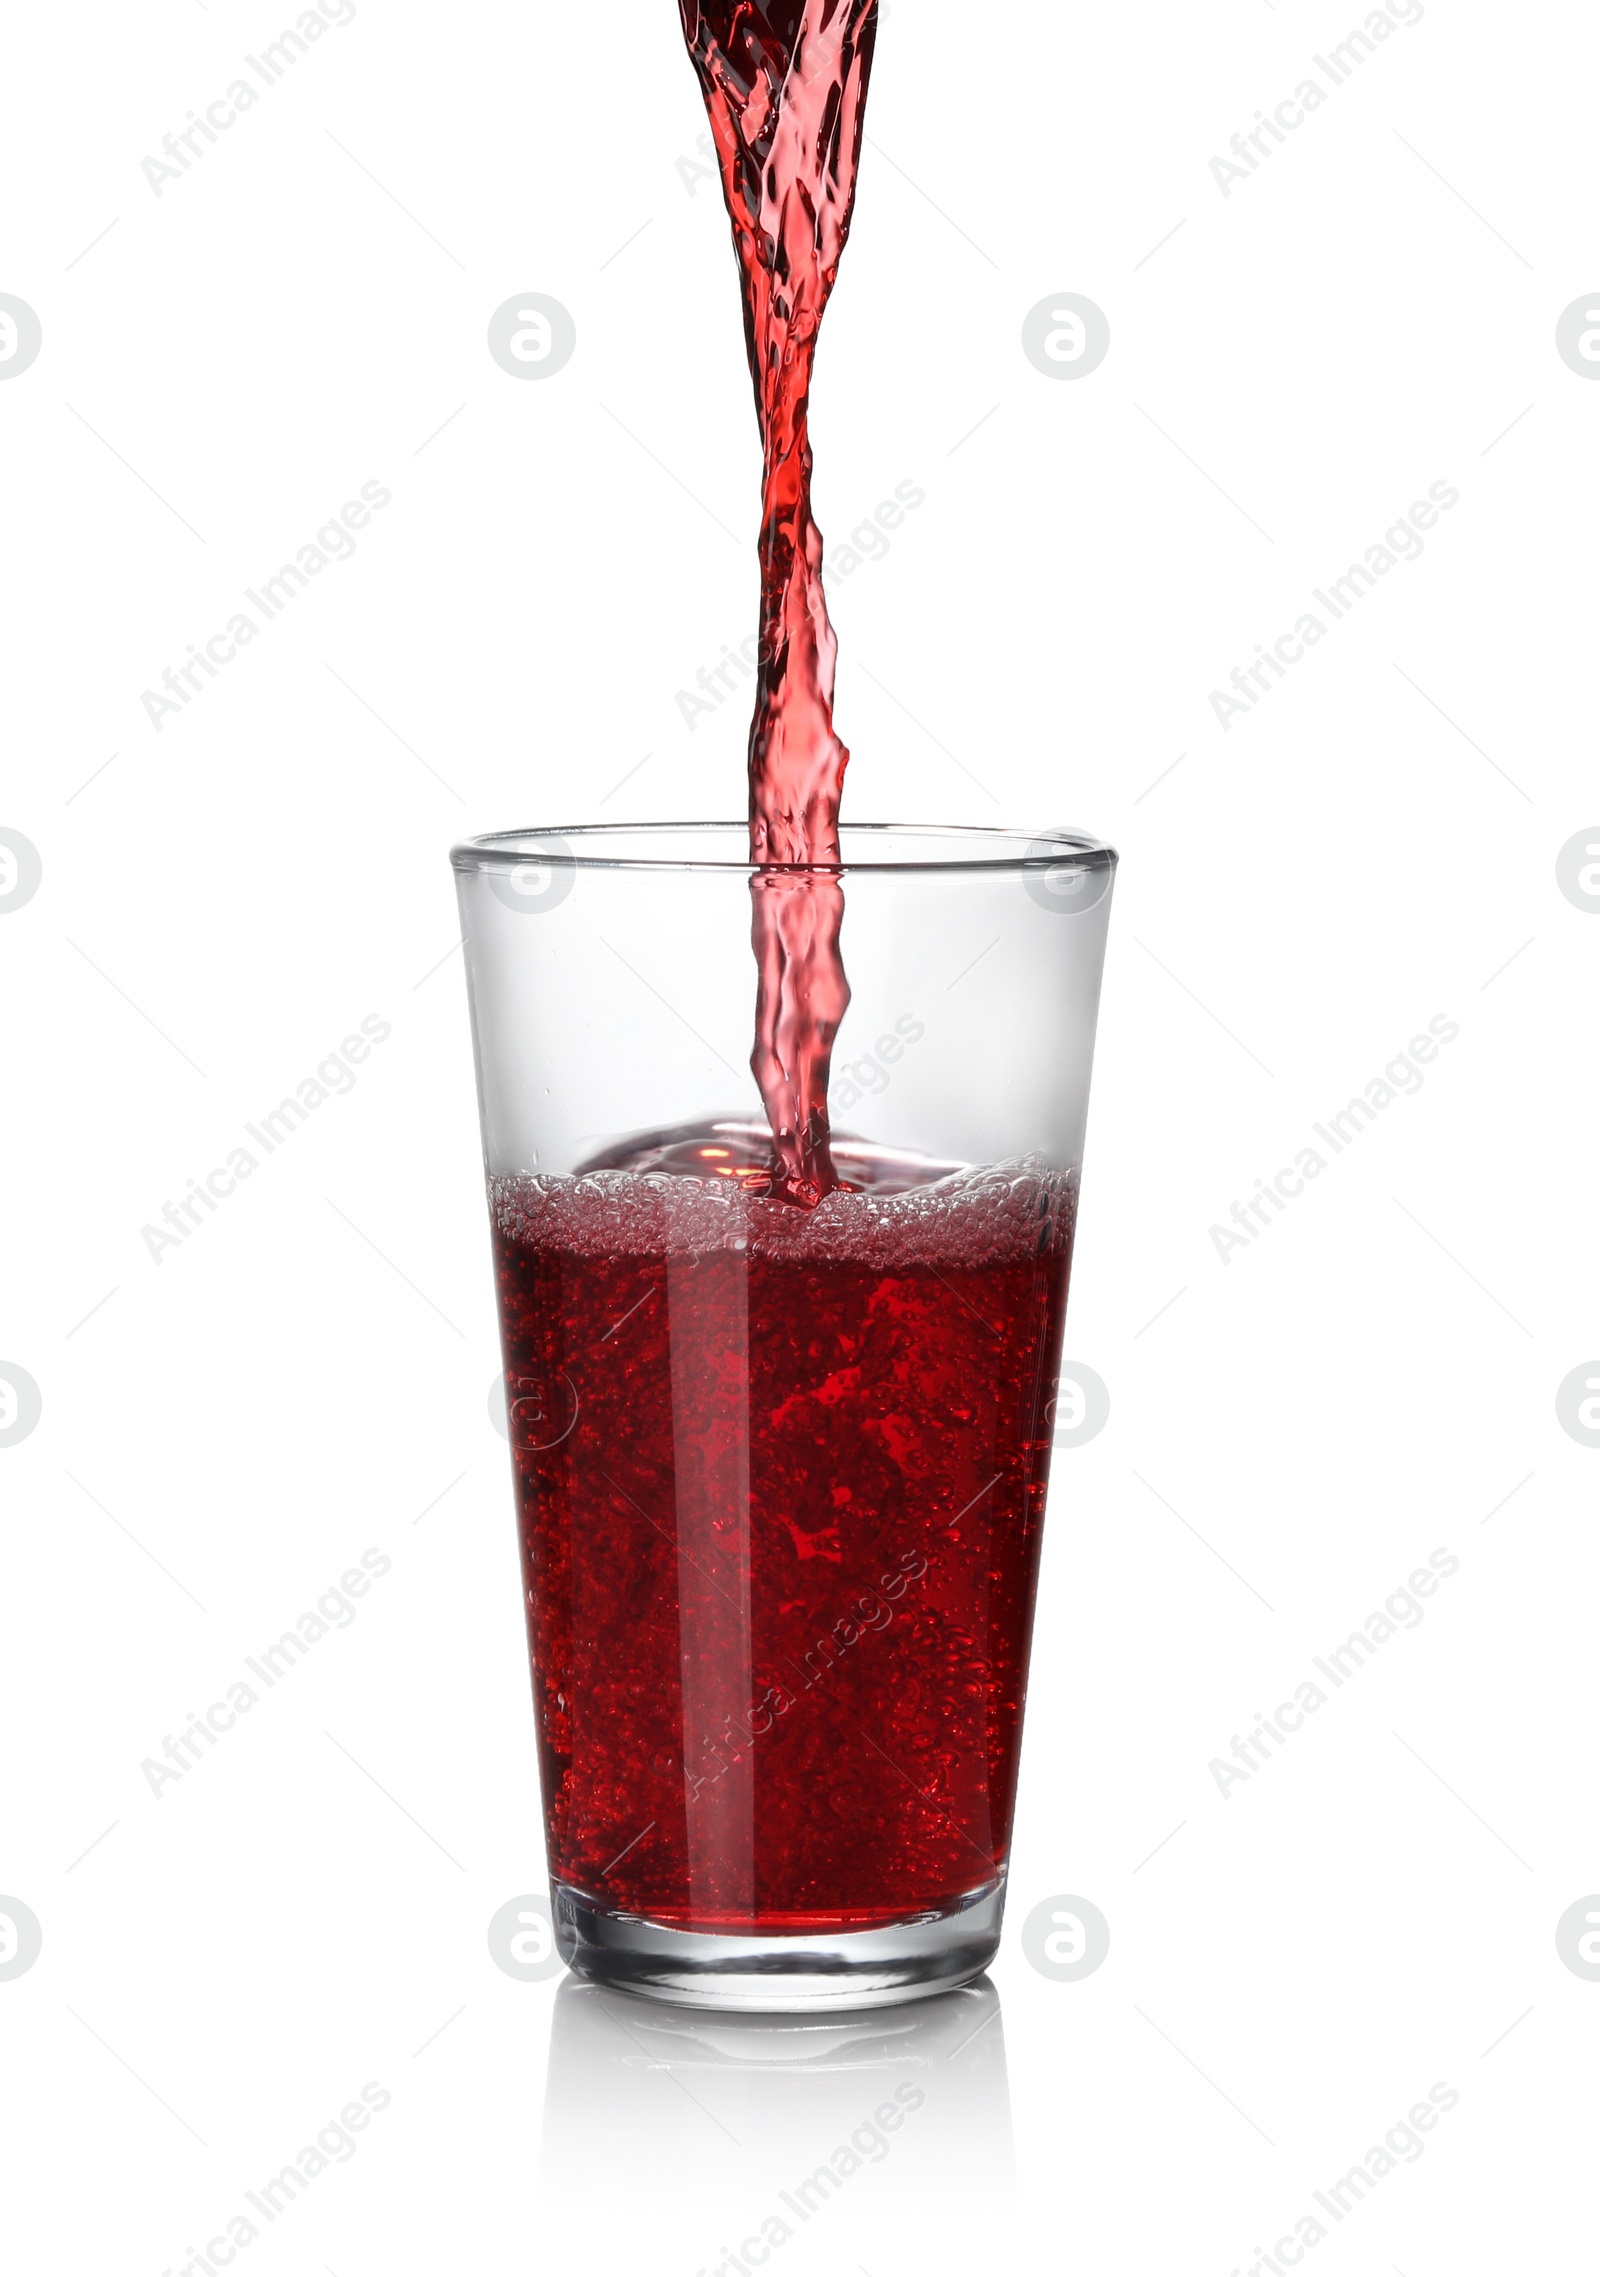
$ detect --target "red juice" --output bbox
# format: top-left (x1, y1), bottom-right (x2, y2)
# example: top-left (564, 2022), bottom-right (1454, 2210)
top-left (492, 1130), bottom-right (1075, 1932)
top-left (678, 1), bottom-right (881, 1202)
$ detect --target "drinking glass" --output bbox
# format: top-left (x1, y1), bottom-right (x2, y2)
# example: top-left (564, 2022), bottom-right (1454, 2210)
top-left (453, 823), bottom-right (1116, 2008)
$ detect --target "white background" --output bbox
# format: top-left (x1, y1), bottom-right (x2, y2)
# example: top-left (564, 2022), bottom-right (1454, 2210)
top-left (3, 0), bottom-right (1598, 2270)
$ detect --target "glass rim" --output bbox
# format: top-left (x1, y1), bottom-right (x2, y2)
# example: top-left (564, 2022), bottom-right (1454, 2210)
top-left (450, 820), bottom-right (1118, 877)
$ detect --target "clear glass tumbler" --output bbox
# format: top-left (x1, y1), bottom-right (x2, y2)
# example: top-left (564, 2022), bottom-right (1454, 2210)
top-left (453, 823), bottom-right (1116, 2009)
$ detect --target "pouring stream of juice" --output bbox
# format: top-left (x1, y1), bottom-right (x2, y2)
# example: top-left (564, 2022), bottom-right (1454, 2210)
top-left (678, 0), bottom-right (880, 1205)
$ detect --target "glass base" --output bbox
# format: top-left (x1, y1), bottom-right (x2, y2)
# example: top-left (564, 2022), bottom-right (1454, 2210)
top-left (551, 1873), bottom-right (1005, 2012)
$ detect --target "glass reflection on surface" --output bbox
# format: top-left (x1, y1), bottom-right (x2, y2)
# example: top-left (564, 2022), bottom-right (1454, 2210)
top-left (539, 1976), bottom-right (1014, 2258)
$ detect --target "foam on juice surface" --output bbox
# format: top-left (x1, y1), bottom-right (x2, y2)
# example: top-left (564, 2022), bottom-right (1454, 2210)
top-left (492, 1146), bottom-right (1073, 1271)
